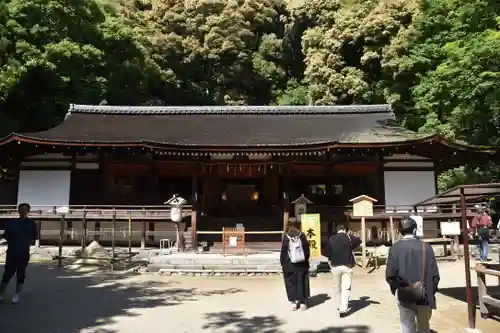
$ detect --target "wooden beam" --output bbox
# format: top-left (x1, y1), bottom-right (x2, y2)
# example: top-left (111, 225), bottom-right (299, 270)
top-left (282, 164), bottom-right (290, 235)
top-left (483, 295), bottom-right (500, 309)
top-left (389, 216), bottom-right (395, 245)
top-left (361, 217), bottom-right (367, 268)
top-left (191, 164), bottom-right (200, 249)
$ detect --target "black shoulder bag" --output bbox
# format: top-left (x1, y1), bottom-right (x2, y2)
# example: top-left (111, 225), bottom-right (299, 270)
top-left (397, 241), bottom-right (427, 303)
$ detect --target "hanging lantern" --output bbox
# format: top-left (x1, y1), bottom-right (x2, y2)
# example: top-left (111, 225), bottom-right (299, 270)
top-left (170, 206), bottom-right (182, 223)
top-left (252, 191), bottom-right (259, 201)
top-left (164, 194), bottom-right (187, 223)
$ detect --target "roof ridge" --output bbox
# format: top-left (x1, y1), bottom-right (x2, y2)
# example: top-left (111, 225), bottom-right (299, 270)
top-left (67, 104), bottom-right (392, 115)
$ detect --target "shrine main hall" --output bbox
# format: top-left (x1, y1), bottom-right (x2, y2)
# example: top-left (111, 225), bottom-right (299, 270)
top-left (0, 104), bottom-right (497, 247)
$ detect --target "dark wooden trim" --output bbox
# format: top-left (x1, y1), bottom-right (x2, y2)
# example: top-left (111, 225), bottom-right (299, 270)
top-left (12, 158), bottom-right (20, 203)
top-left (191, 163), bottom-right (200, 248)
top-left (24, 157), bottom-right (73, 162)
top-left (19, 166), bottom-right (72, 171)
top-left (383, 167), bottom-right (435, 172)
top-left (382, 158), bottom-right (433, 163)
top-left (433, 159), bottom-right (439, 194)
top-left (4, 132), bottom-right (495, 153)
top-left (377, 155), bottom-right (386, 205)
top-left (282, 164), bottom-right (291, 234)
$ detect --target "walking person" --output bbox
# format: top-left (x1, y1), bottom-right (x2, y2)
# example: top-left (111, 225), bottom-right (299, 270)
top-left (328, 224), bottom-right (361, 317)
top-left (0, 203), bottom-right (37, 304)
top-left (280, 217), bottom-right (310, 311)
top-left (386, 218), bottom-right (440, 333)
top-left (470, 206), bottom-right (493, 262)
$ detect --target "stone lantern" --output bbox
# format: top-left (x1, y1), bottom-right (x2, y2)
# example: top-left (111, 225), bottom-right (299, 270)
top-left (165, 194), bottom-right (187, 252)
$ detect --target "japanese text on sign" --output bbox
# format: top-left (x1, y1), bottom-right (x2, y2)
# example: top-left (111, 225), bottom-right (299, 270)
top-left (300, 214), bottom-right (321, 259)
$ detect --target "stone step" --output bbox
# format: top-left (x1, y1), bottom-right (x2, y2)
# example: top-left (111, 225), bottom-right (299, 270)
top-left (157, 269), bottom-right (283, 277)
top-left (148, 264), bottom-right (282, 272)
top-left (151, 258), bottom-right (281, 265)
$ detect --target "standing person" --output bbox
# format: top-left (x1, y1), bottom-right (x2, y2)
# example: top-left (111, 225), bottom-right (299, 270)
top-left (328, 224), bottom-right (361, 317)
top-left (386, 218), bottom-right (440, 333)
top-left (0, 203), bottom-right (37, 304)
top-left (280, 217), bottom-right (310, 311)
top-left (470, 207), bottom-right (493, 262)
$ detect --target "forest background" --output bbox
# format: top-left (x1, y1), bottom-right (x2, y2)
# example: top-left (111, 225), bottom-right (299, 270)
top-left (1, 0), bottom-right (499, 191)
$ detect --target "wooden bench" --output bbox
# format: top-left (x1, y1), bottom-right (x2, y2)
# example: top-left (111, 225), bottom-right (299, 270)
top-left (365, 245), bottom-right (389, 270)
top-left (476, 263), bottom-right (500, 319)
top-left (422, 237), bottom-right (458, 260)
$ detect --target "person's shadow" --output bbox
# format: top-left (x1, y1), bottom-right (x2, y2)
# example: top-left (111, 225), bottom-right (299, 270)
top-left (345, 296), bottom-right (380, 316)
top-left (307, 293), bottom-right (331, 308)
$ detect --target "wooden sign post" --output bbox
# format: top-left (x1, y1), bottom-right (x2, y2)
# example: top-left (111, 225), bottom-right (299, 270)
top-left (292, 194), bottom-right (313, 222)
top-left (350, 195), bottom-right (377, 268)
top-left (222, 227), bottom-right (245, 255)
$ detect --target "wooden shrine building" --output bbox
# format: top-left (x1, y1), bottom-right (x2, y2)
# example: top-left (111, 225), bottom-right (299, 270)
top-left (0, 104), bottom-right (497, 248)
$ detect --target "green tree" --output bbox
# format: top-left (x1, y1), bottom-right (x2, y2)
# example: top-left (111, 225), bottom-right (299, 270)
top-left (299, 0), bottom-right (418, 106)
top-left (0, 0), bottom-right (162, 135)
top-left (393, 0), bottom-right (500, 188)
top-left (149, 0), bottom-right (292, 105)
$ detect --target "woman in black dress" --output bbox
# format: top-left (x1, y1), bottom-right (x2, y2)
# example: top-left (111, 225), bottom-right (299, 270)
top-left (280, 217), bottom-right (311, 310)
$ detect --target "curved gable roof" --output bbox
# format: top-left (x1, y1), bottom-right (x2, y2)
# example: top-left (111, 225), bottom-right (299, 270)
top-left (0, 104), bottom-right (496, 154)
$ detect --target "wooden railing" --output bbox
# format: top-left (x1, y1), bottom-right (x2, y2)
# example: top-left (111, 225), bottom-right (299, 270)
top-left (476, 263), bottom-right (500, 320)
top-left (0, 205), bottom-right (193, 220)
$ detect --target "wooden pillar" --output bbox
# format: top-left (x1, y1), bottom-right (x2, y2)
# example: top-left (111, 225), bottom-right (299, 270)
top-left (191, 164), bottom-right (199, 249)
top-left (361, 216), bottom-right (367, 267)
top-left (35, 220), bottom-right (41, 247)
top-left (111, 211), bottom-right (116, 270)
top-left (128, 212), bottom-right (132, 265)
top-left (324, 157), bottom-right (334, 236)
top-left (282, 164), bottom-right (290, 235)
top-left (140, 219), bottom-right (146, 249)
top-left (389, 216), bottom-right (395, 245)
top-left (57, 215), bottom-right (65, 268)
top-left (477, 264), bottom-right (488, 318)
top-left (461, 187), bottom-right (476, 329)
top-left (81, 211), bottom-right (87, 252)
top-left (377, 155), bottom-right (386, 205)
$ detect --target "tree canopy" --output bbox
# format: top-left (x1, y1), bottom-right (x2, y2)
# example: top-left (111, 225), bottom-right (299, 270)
top-left (0, 0), bottom-right (499, 189)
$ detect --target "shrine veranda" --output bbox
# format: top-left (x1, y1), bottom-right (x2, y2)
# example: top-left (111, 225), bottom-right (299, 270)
top-left (0, 104), bottom-right (498, 253)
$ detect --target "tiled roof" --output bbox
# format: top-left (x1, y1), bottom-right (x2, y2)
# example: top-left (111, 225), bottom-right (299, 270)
top-left (12, 104), bottom-right (429, 148)
top-left (67, 104), bottom-right (391, 115)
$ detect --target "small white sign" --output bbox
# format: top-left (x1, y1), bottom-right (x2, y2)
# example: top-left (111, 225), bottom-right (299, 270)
top-left (410, 215), bottom-right (424, 237)
top-left (440, 221), bottom-right (461, 236)
top-left (229, 236), bottom-right (238, 247)
top-left (295, 204), bottom-right (307, 222)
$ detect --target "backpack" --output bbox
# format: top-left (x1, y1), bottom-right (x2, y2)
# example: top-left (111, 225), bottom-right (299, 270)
top-left (287, 234), bottom-right (306, 263)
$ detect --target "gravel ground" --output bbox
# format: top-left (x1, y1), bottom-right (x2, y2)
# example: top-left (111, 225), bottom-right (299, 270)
top-left (0, 261), bottom-right (499, 333)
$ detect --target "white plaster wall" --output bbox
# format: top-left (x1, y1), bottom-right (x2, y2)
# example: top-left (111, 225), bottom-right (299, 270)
top-left (17, 170), bottom-right (71, 210)
top-left (384, 171), bottom-right (436, 212)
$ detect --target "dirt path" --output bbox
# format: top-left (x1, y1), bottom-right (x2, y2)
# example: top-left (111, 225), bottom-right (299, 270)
top-left (0, 262), bottom-right (498, 333)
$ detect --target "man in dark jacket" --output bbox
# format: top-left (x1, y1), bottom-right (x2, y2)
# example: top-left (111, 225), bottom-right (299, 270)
top-left (386, 218), bottom-right (440, 333)
top-left (328, 224), bottom-right (361, 316)
top-left (0, 203), bottom-right (37, 304)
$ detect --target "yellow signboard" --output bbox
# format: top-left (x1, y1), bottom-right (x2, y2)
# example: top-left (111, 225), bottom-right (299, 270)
top-left (301, 213), bottom-right (321, 259)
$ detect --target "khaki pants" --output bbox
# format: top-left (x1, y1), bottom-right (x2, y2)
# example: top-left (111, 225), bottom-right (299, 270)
top-left (396, 290), bottom-right (432, 333)
top-left (331, 265), bottom-right (352, 313)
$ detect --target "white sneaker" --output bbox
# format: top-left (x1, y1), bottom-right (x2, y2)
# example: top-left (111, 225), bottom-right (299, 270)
top-left (11, 294), bottom-right (19, 304)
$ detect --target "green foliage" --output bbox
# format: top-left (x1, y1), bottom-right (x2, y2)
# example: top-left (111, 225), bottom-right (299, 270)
top-left (0, 0), bottom-right (499, 190)
top-left (276, 79), bottom-right (309, 105)
top-left (0, 0), bottom-right (163, 135)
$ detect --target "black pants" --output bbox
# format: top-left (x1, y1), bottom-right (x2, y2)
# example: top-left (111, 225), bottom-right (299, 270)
top-left (2, 252), bottom-right (30, 284)
top-left (283, 270), bottom-right (310, 304)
